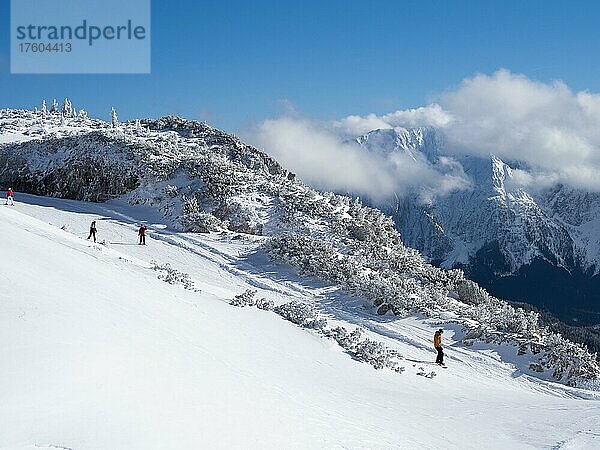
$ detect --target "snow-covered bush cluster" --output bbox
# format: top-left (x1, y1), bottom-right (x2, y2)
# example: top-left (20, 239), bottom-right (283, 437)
top-left (273, 301), bottom-right (327, 330)
top-left (229, 289), bottom-right (274, 310)
top-left (151, 261), bottom-right (199, 292)
top-left (323, 326), bottom-right (405, 373)
top-left (231, 293), bottom-right (405, 373)
top-left (265, 233), bottom-right (599, 386)
top-left (284, 314), bottom-right (405, 373)
top-left (1, 106), bottom-right (598, 386)
top-left (181, 195), bottom-right (222, 233)
top-left (512, 300), bottom-right (600, 360)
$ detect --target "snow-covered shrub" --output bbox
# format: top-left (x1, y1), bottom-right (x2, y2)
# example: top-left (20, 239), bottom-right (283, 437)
top-left (164, 184), bottom-right (179, 198)
top-left (456, 280), bottom-right (489, 305)
top-left (229, 290), bottom-right (274, 310)
top-left (181, 195), bottom-right (222, 232)
top-left (255, 297), bottom-right (275, 311)
top-left (535, 332), bottom-right (599, 386)
top-left (229, 290), bottom-right (257, 307)
top-left (273, 301), bottom-right (327, 330)
top-left (323, 326), bottom-right (404, 372)
top-left (353, 336), bottom-right (402, 370)
top-left (213, 199), bottom-right (263, 235)
top-left (183, 211), bottom-right (223, 233)
top-left (151, 261), bottom-right (199, 292)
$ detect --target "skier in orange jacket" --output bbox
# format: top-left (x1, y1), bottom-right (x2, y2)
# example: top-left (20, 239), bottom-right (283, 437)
top-left (434, 329), bottom-right (444, 365)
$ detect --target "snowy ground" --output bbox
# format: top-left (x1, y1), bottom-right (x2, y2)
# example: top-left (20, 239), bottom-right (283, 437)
top-left (1, 193), bottom-right (600, 449)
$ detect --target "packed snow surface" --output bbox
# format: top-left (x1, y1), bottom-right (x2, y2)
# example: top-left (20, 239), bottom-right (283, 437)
top-left (1, 193), bottom-right (600, 449)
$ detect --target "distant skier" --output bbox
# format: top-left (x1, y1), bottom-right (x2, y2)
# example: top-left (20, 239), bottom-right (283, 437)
top-left (138, 224), bottom-right (147, 245)
top-left (87, 220), bottom-right (97, 243)
top-left (5, 187), bottom-right (14, 206)
top-left (434, 329), bottom-right (444, 365)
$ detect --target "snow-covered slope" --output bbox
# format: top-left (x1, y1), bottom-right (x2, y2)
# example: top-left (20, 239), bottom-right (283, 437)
top-left (2, 194), bottom-right (600, 449)
top-left (1, 107), bottom-right (598, 386)
top-left (355, 127), bottom-right (600, 325)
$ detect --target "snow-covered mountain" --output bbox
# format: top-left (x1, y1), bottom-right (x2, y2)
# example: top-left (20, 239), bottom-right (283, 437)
top-left (3, 105), bottom-right (600, 446)
top-left (1, 105), bottom-right (599, 389)
top-left (355, 126), bottom-right (600, 325)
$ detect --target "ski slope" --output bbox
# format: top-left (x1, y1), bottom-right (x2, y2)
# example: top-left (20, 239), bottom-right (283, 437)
top-left (1, 193), bottom-right (600, 449)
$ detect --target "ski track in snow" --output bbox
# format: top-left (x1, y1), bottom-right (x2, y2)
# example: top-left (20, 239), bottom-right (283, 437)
top-left (34, 445), bottom-right (75, 450)
top-left (1, 193), bottom-right (600, 449)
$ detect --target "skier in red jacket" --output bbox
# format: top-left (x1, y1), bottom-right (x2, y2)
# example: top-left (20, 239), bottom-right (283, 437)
top-left (138, 224), bottom-right (148, 245)
top-left (5, 188), bottom-right (14, 206)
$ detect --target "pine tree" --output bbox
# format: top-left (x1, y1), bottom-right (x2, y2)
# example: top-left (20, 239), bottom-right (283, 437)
top-left (62, 98), bottom-right (72, 117)
top-left (111, 107), bottom-right (119, 128)
top-left (41, 100), bottom-right (47, 118)
top-left (51, 98), bottom-right (58, 113)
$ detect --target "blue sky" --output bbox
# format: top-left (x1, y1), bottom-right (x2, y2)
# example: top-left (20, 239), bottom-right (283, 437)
top-left (1, 0), bottom-right (600, 132)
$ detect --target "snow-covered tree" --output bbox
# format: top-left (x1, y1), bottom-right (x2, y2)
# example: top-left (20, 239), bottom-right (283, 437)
top-left (41, 100), bottom-right (47, 118)
top-left (51, 98), bottom-right (59, 113)
top-left (78, 109), bottom-right (88, 119)
top-left (111, 107), bottom-right (119, 128)
top-left (62, 98), bottom-right (72, 117)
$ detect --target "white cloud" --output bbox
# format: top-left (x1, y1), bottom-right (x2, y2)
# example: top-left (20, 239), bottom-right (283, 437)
top-left (335, 70), bottom-right (600, 191)
top-left (334, 104), bottom-right (452, 137)
top-left (504, 168), bottom-right (559, 191)
top-left (243, 116), bottom-right (469, 202)
top-left (333, 113), bottom-right (391, 137)
top-left (244, 70), bottom-right (600, 197)
top-left (441, 70), bottom-right (600, 178)
top-left (382, 104), bottom-right (454, 129)
top-left (443, 70), bottom-right (600, 191)
top-left (245, 116), bottom-right (396, 200)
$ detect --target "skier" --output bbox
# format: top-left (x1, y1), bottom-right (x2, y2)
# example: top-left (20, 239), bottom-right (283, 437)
top-left (434, 329), bottom-right (445, 365)
top-left (138, 224), bottom-right (147, 245)
top-left (87, 220), bottom-right (97, 243)
top-left (5, 187), bottom-right (14, 206)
